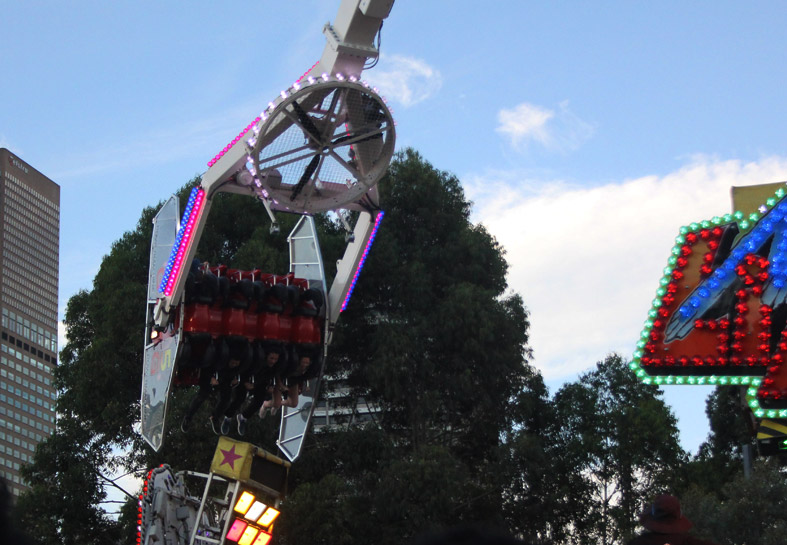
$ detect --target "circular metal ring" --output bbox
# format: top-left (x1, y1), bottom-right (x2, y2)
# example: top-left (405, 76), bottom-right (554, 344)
top-left (248, 77), bottom-right (395, 214)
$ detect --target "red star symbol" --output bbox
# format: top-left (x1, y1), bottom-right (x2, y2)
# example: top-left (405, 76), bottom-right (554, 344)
top-left (220, 445), bottom-right (243, 469)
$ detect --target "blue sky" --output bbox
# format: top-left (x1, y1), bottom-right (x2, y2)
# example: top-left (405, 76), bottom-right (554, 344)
top-left (5, 1), bottom-right (787, 455)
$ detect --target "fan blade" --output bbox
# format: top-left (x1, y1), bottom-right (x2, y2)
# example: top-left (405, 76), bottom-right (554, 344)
top-left (291, 101), bottom-right (322, 143)
top-left (331, 128), bottom-right (383, 147)
top-left (362, 94), bottom-right (387, 124)
top-left (291, 154), bottom-right (321, 201)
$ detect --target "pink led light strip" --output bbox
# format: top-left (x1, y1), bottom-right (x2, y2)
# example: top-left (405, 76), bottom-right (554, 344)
top-left (297, 60), bottom-right (320, 84)
top-left (163, 189), bottom-right (206, 297)
top-left (206, 61), bottom-right (319, 169)
top-left (207, 118), bottom-right (261, 168)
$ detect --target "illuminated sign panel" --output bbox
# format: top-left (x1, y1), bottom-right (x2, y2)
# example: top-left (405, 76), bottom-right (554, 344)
top-left (224, 487), bottom-right (278, 545)
top-left (632, 185), bottom-right (787, 419)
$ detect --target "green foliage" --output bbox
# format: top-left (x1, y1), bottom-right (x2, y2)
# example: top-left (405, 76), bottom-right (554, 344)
top-left (682, 459), bottom-right (787, 545)
top-left (17, 147), bottom-right (772, 545)
top-left (17, 175), bottom-right (346, 540)
top-left (56, 208), bottom-right (155, 445)
top-left (332, 149), bottom-right (534, 455)
top-left (281, 432), bottom-right (504, 545)
top-left (16, 416), bottom-right (121, 545)
top-left (281, 149), bottom-right (540, 543)
top-left (547, 354), bottom-right (686, 544)
top-left (501, 379), bottom-right (573, 545)
top-left (674, 386), bottom-right (759, 500)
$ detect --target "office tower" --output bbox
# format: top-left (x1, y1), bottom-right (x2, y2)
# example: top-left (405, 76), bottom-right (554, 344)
top-left (311, 375), bottom-right (378, 432)
top-left (0, 149), bottom-right (59, 497)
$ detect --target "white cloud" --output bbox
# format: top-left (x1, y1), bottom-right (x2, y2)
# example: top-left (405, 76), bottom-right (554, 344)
top-left (49, 107), bottom-right (250, 181)
top-left (58, 320), bottom-right (67, 354)
top-left (496, 103), bottom-right (554, 147)
top-left (496, 100), bottom-right (593, 152)
top-left (367, 54), bottom-right (442, 107)
top-left (464, 156), bottom-right (787, 381)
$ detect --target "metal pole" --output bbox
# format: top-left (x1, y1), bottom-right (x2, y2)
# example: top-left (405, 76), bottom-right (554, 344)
top-left (742, 444), bottom-right (752, 479)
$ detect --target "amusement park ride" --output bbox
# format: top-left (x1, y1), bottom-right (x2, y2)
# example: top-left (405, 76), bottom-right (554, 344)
top-left (137, 1), bottom-right (396, 543)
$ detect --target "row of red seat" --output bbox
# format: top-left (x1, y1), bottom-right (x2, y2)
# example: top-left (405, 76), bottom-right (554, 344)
top-left (179, 265), bottom-right (323, 346)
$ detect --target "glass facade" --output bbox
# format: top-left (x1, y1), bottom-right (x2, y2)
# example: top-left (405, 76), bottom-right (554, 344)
top-left (0, 149), bottom-right (59, 497)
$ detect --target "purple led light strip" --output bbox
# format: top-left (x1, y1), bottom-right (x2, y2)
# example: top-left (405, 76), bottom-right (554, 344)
top-left (340, 211), bottom-right (384, 312)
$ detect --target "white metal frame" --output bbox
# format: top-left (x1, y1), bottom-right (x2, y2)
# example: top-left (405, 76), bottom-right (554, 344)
top-left (152, 0), bottom-right (394, 329)
top-left (142, 0), bottom-right (395, 454)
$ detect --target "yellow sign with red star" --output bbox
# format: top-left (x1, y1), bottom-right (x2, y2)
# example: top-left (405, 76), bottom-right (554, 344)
top-left (210, 437), bottom-right (255, 481)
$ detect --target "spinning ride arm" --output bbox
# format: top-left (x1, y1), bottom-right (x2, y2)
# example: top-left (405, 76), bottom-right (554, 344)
top-left (142, 0), bottom-right (395, 453)
top-left (152, 0), bottom-right (395, 330)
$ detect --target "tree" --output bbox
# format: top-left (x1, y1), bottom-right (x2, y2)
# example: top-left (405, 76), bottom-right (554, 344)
top-left (701, 386), bottom-right (757, 461)
top-left (15, 414), bottom-right (122, 545)
top-left (16, 206), bottom-right (157, 544)
top-left (16, 176), bottom-right (346, 543)
top-left (18, 149), bottom-right (544, 544)
top-left (333, 149), bottom-right (535, 453)
top-left (547, 354), bottom-right (686, 544)
top-left (670, 386), bottom-right (786, 545)
top-left (500, 377), bottom-right (570, 545)
top-left (280, 149), bottom-right (542, 544)
top-left (673, 386), bottom-right (757, 501)
top-left (682, 459), bottom-right (787, 545)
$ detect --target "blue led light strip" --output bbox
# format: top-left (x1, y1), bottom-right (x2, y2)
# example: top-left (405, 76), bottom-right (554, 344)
top-left (667, 195), bottom-right (787, 339)
top-left (630, 185), bottom-right (787, 416)
top-left (340, 211), bottom-right (384, 312)
top-left (158, 187), bottom-right (204, 296)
